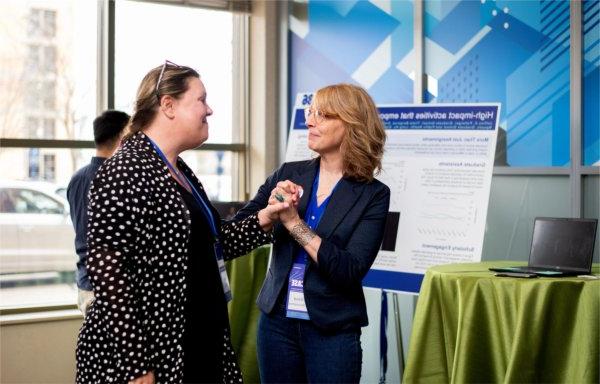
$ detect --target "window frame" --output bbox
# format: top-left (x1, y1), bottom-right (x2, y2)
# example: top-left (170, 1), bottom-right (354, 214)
top-left (0, 0), bottom-right (251, 313)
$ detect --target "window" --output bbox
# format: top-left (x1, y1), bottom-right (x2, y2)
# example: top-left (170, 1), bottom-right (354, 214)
top-left (115, 0), bottom-right (244, 201)
top-left (0, 0), bottom-right (98, 309)
top-left (42, 153), bottom-right (56, 181)
top-left (4, 188), bottom-right (65, 214)
top-left (27, 9), bottom-right (42, 37)
top-left (26, 44), bottom-right (40, 72)
top-left (27, 8), bottom-right (57, 38)
top-left (180, 151), bottom-right (234, 201)
top-left (0, 0), bottom-right (248, 310)
top-left (42, 81), bottom-right (56, 110)
top-left (25, 117), bottom-right (55, 139)
top-left (25, 82), bottom-right (42, 110)
top-left (43, 9), bottom-right (56, 38)
top-left (43, 118), bottom-right (54, 139)
top-left (25, 80), bottom-right (56, 111)
top-left (27, 149), bottom-right (40, 179)
top-left (43, 46), bottom-right (56, 73)
top-left (25, 45), bottom-right (56, 74)
top-left (114, 0), bottom-right (235, 144)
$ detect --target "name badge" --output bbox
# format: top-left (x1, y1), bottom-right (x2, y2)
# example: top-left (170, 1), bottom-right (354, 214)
top-left (286, 261), bottom-right (310, 320)
top-left (215, 242), bottom-right (232, 302)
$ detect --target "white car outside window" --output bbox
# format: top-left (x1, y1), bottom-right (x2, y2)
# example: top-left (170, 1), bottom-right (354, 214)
top-left (0, 180), bottom-right (75, 275)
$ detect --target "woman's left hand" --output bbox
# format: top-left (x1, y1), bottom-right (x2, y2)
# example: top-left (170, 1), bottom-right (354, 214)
top-left (258, 198), bottom-right (290, 232)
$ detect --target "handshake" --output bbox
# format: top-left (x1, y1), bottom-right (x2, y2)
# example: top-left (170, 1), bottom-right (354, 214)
top-left (271, 180), bottom-right (303, 205)
top-left (258, 180), bottom-right (304, 232)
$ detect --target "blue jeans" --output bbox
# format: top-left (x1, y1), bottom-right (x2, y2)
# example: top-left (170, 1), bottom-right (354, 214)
top-left (257, 303), bottom-right (362, 383)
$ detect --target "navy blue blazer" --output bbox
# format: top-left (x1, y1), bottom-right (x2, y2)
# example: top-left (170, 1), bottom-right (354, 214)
top-left (235, 159), bottom-right (390, 331)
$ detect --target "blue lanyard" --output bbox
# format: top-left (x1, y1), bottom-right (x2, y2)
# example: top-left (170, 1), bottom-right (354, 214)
top-left (293, 168), bottom-right (340, 266)
top-left (147, 136), bottom-right (233, 302)
top-left (147, 137), bottom-right (219, 241)
top-left (285, 168), bottom-right (342, 320)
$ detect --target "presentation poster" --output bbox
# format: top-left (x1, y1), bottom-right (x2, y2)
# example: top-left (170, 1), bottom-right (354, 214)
top-left (285, 92), bottom-right (316, 162)
top-left (285, 94), bottom-right (499, 293)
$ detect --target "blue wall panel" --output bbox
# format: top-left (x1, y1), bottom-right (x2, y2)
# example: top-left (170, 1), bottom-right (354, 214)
top-left (583, 0), bottom-right (600, 166)
top-left (289, 0), bottom-right (598, 167)
top-left (289, 0), bottom-right (414, 110)
top-left (425, 0), bottom-right (571, 166)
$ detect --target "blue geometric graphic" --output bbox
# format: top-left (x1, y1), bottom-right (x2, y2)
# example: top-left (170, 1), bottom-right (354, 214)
top-left (305, 1), bottom-right (399, 74)
top-left (428, 0), bottom-right (484, 54)
top-left (583, 0), bottom-right (600, 166)
top-left (425, 0), bottom-right (570, 166)
top-left (289, 0), bottom-right (414, 111)
top-left (290, 32), bottom-right (352, 108)
top-left (288, 0), bottom-right (597, 166)
top-left (369, 67), bottom-right (413, 103)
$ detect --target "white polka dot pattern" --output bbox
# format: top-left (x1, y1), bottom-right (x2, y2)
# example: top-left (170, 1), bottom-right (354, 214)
top-left (76, 132), bottom-right (271, 383)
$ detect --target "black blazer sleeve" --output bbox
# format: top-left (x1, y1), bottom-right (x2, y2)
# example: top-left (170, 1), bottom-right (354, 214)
top-left (315, 184), bottom-right (390, 291)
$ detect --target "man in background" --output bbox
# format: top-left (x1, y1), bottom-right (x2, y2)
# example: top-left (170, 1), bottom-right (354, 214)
top-left (67, 110), bottom-right (130, 315)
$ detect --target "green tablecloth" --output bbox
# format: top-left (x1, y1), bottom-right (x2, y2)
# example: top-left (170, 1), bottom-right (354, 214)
top-left (404, 261), bottom-right (600, 383)
top-left (226, 246), bottom-right (270, 384)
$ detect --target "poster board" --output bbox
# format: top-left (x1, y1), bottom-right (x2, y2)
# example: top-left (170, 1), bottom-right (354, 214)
top-left (286, 93), bottom-right (500, 293)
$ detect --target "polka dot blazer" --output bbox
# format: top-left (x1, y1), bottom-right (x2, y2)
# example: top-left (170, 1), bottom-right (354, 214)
top-left (76, 132), bottom-right (272, 383)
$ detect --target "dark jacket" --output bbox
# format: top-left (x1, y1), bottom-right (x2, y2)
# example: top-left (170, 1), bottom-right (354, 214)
top-left (67, 156), bottom-right (106, 291)
top-left (235, 159), bottom-right (390, 331)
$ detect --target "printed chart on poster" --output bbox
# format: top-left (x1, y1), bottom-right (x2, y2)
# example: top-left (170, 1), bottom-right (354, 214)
top-left (286, 93), bottom-right (500, 293)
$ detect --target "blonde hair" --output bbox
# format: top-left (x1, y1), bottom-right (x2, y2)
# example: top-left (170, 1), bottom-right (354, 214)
top-left (123, 63), bottom-right (199, 140)
top-left (313, 83), bottom-right (386, 183)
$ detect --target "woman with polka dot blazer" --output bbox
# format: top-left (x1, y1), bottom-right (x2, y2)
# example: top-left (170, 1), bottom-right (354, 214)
top-left (75, 62), bottom-right (290, 384)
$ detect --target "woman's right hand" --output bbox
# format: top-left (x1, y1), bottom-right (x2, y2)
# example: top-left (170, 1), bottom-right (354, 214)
top-left (258, 199), bottom-right (290, 232)
top-left (128, 371), bottom-right (155, 384)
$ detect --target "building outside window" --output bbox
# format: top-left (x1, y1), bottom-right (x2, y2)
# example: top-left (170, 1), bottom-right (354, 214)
top-left (42, 153), bottom-right (55, 182)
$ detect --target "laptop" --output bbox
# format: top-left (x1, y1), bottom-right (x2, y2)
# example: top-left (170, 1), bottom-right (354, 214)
top-left (489, 217), bottom-right (598, 276)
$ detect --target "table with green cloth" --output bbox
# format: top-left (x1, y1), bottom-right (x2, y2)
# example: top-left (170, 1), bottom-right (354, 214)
top-left (226, 245), bottom-right (270, 384)
top-left (403, 261), bottom-right (600, 383)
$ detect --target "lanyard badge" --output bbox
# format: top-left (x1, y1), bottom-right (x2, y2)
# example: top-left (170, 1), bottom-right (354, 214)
top-left (148, 137), bottom-right (232, 302)
top-left (285, 169), bottom-right (339, 320)
top-left (286, 256), bottom-right (310, 320)
top-left (214, 241), bottom-right (232, 302)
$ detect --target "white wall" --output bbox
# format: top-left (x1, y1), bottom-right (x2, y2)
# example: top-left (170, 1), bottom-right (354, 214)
top-left (0, 310), bottom-right (82, 383)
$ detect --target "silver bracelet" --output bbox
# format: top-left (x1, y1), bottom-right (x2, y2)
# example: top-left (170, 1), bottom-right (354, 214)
top-left (289, 221), bottom-right (316, 246)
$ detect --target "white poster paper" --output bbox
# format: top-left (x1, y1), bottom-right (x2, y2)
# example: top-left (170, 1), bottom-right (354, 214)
top-left (285, 96), bottom-right (499, 293)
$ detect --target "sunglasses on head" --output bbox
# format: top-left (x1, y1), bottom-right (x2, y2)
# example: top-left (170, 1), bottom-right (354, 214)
top-left (155, 60), bottom-right (181, 101)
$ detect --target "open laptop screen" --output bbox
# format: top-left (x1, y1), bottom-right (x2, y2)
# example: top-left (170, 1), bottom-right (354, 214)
top-left (529, 218), bottom-right (598, 272)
